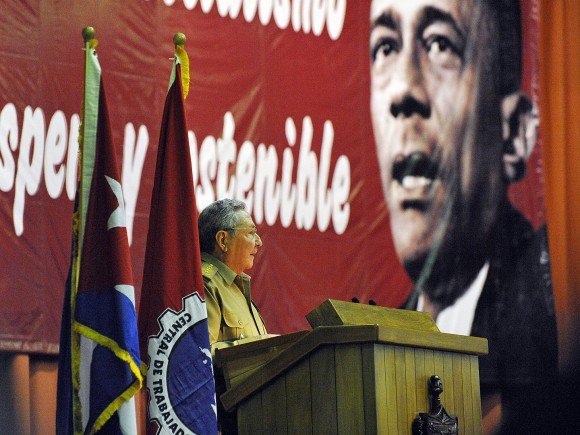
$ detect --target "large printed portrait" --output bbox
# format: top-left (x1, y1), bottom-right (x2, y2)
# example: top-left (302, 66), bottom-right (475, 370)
top-left (369, 0), bottom-right (556, 430)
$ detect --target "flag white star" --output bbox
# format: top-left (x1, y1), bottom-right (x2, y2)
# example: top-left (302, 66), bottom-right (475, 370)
top-left (105, 175), bottom-right (126, 230)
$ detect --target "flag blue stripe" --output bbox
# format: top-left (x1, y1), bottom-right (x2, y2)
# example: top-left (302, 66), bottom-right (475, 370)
top-left (75, 290), bottom-right (140, 365)
top-left (84, 344), bottom-right (132, 434)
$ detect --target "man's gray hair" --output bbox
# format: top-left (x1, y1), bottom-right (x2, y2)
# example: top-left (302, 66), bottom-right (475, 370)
top-left (198, 199), bottom-right (246, 253)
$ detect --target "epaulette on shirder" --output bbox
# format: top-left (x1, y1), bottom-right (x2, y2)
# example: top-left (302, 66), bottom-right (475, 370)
top-left (201, 262), bottom-right (218, 279)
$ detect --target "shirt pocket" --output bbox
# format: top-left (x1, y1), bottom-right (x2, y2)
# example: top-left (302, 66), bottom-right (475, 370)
top-left (221, 309), bottom-right (250, 341)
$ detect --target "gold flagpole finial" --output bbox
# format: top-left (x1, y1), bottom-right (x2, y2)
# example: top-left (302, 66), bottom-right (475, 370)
top-left (172, 33), bottom-right (190, 99)
top-left (82, 27), bottom-right (95, 43)
top-left (173, 33), bottom-right (186, 47)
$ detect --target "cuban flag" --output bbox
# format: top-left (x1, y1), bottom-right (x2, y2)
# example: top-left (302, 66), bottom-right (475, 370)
top-left (138, 34), bottom-right (218, 435)
top-left (56, 28), bottom-right (143, 434)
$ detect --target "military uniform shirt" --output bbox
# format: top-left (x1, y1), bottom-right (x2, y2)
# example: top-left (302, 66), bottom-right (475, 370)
top-left (201, 252), bottom-right (267, 353)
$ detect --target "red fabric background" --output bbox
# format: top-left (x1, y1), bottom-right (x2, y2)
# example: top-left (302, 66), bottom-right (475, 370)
top-left (0, 0), bottom-right (545, 354)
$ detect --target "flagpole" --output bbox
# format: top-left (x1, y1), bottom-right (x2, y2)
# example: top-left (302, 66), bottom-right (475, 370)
top-left (71, 27), bottom-right (97, 434)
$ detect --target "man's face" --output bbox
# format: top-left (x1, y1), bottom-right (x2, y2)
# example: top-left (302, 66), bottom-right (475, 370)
top-left (224, 211), bottom-right (262, 275)
top-left (370, 0), bottom-right (487, 275)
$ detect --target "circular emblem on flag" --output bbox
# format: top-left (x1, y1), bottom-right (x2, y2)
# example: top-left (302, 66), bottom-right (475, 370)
top-left (146, 293), bottom-right (217, 434)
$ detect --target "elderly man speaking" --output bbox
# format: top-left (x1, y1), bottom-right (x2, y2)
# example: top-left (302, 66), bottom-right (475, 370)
top-left (198, 199), bottom-right (267, 354)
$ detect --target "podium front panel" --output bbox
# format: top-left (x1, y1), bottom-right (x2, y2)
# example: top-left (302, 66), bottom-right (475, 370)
top-left (236, 342), bottom-right (482, 434)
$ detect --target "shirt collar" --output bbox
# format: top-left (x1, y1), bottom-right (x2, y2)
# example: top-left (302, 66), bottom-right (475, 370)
top-left (201, 252), bottom-right (250, 286)
top-left (417, 261), bottom-right (490, 336)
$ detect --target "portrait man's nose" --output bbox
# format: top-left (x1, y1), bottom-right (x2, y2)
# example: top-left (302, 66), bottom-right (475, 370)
top-left (389, 51), bottom-right (431, 119)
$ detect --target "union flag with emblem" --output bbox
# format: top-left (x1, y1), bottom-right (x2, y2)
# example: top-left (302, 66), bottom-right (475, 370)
top-left (138, 33), bottom-right (218, 435)
top-left (56, 27), bottom-right (144, 434)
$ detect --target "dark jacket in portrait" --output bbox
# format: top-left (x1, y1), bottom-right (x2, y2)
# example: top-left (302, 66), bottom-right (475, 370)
top-left (405, 203), bottom-right (558, 431)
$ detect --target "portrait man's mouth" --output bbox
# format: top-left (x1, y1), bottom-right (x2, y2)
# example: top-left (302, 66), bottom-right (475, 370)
top-left (391, 151), bottom-right (441, 210)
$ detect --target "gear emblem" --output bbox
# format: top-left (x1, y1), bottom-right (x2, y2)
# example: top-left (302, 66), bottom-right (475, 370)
top-left (146, 293), bottom-right (217, 434)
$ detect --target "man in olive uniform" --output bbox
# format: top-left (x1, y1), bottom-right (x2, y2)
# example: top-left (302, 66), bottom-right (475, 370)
top-left (199, 199), bottom-right (267, 354)
top-left (201, 253), bottom-right (267, 353)
top-left (198, 199), bottom-right (267, 433)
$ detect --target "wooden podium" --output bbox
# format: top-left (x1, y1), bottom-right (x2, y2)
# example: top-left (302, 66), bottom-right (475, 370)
top-left (214, 300), bottom-right (488, 434)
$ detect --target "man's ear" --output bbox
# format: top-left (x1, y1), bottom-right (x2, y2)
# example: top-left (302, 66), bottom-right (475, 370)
top-left (215, 230), bottom-right (229, 252)
top-left (501, 92), bottom-right (538, 183)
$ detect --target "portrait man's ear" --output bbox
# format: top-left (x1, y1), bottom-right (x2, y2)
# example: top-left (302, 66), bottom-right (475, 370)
top-left (501, 92), bottom-right (539, 183)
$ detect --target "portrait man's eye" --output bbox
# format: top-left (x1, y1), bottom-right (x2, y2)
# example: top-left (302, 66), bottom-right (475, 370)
top-left (423, 28), bottom-right (463, 68)
top-left (370, 36), bottom-right (398, 62)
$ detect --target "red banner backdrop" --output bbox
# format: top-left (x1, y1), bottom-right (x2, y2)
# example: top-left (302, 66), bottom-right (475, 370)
top-left (0, 0), bottom-right (546, 354)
